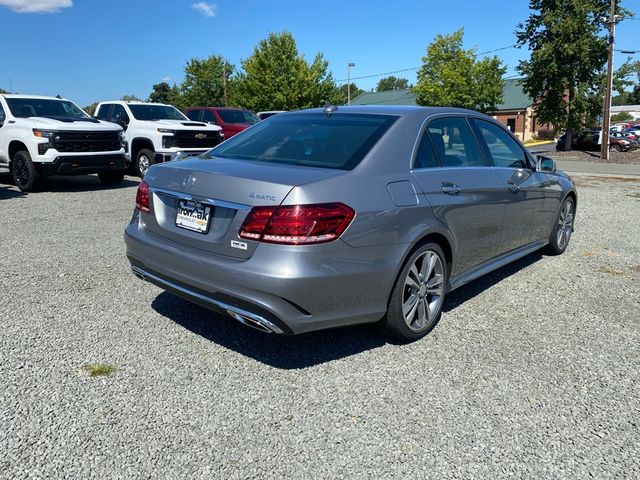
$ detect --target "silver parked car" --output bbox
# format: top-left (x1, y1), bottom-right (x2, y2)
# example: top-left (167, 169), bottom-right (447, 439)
top-left (125, 106), bottom-right (577, 341)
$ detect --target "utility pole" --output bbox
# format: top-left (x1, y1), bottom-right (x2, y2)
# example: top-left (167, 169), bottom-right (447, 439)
top-left (222, 67), bottom-right (228, 107)
top-left (347, 63), bottom-right (355, 106)
top-left (600, 0), bottom-right (618, 160)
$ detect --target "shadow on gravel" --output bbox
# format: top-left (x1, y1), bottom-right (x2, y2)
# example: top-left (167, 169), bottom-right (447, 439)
top-left (151, 291), bottom-right (389, 369)
top-left (151, 251), bottom-right (545, 368)
top-left (0, 185), bottom-right (25, 200)
top-left (0, 172), bottom-right (138, 194)
top-left (443, 251), bottom-right (544, 312)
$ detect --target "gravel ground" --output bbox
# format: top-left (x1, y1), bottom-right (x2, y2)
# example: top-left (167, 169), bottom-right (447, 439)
top-left (1, 172), bottom-right (639, 479)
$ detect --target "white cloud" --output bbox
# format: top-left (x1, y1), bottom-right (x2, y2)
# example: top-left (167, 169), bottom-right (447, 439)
top-left (161, 76), bottom-right (172, 83)
top-left (0, 0), bottom-right (72, 13)
top-left (191, 2), bottom-right (215, 17)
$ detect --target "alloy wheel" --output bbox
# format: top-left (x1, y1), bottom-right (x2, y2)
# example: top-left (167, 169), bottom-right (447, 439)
top-left (402, 250), bottom-right (444, 332)
top-left (556, 200), bottom-right (574, 250)
top-left (138, 154), bottom-right (151, 177)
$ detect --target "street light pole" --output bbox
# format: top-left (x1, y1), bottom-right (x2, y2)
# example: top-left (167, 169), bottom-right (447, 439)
top-left (347, 63), bottom-right (355, 106)
top-left (600, 0), bottom-right (617, 160)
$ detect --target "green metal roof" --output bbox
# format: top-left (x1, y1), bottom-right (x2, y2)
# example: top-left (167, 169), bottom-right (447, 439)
top-left (495, 79), bottom-right (532, 111)
top-left (350, 89), bottom-right (416, 106)
top-left (349, 79), bottom-right (533, 112)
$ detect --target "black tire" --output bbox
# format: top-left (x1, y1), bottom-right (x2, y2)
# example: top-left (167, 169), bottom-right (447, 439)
top-left (609, 144), bottom-right (622, 152)
top-left (383, 242), bottom-right (448, 342)
top-left (98, 169), bottom-right (125, 186)
top-left (546, 197), bottom-right (575, 255)
top-left (136, 148), bottom-right (155, 178)
top-left (11, 150), bottom-right (41, 193)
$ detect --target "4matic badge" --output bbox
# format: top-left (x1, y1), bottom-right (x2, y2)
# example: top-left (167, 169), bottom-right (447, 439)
top-left (249, 192), bottom-right (277, 202)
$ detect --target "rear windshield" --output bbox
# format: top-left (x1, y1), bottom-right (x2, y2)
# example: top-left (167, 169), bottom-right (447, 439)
top-left (217, 109), bottom-right (259, 125)
top-left (129, 104), bottom-right (187, 121)
top-left (206, 113), bottom-right (397, 170)
top-left (6, 98), bottom-right (90, 120)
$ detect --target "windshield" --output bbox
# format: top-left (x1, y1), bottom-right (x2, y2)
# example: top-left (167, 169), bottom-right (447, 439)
top-left (217, 109), bottom-right (259, 125)
top-left (6, 98), bottom-right (90, 120)
top-left (206, 113), bottom-right (397, 170)
top-left (128, 104), bottom-right (188, 121)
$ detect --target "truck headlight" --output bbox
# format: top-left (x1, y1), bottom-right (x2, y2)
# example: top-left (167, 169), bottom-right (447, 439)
top-left (157, 128), bottom-right (176, 133)
top-left (32, 129), bottom-right (57, 140)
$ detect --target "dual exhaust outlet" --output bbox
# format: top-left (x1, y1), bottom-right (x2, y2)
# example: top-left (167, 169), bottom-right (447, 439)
top-left (131, 266), bottom-right (284, 334)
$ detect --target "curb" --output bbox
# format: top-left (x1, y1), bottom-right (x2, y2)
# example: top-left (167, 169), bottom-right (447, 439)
top-left (524, 140), bottom-right (555, 147)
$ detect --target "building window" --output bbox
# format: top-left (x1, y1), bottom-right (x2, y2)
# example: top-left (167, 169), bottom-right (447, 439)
top-left (507, 118), bottom-right (516, 132)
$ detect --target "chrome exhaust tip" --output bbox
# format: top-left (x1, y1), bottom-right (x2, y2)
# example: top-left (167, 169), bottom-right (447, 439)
top-left (226, 309), bottom-right (274, 333)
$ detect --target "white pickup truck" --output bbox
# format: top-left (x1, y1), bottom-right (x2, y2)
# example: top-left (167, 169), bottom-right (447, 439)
top-left (94, 101), bottom-right (224, 177)
top-left (0, 94), bottom-right (126, 192)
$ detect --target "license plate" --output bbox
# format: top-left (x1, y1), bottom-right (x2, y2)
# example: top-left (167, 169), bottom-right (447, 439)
top-left (175, 200), bottom-right (211, 234)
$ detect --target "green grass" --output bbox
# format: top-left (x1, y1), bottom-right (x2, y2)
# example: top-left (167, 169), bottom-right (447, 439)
top-left (599, 266), bottom-right (626, 276)
top-left (82, 363), bottom-right (116, 377)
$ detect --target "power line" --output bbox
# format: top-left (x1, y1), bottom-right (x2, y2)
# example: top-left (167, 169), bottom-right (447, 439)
top-left (335, 45), bottom-right (517, 84)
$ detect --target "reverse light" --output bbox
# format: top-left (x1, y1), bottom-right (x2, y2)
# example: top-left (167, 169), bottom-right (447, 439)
top-left (239, 203), bottom-right (355, 245)
top-left (135, 180), bottom-right (151, 213)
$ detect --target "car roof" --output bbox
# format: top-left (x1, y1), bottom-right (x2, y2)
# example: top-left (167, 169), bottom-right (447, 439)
top-left (100, 101), bottom-right (171, 107)
top-left (297, 105), bottom-right (484, 117)
top-left (0, 94), bottom-right (71, 101)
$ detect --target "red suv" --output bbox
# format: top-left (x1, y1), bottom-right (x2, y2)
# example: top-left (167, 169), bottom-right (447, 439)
top-left (184, 107), bottom-right (259, 139)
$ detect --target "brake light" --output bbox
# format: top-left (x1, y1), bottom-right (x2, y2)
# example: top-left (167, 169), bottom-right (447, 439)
top-left (239, 203), bottom-right (355, 245)
top-left (135, 180), bottom-right (150, 213)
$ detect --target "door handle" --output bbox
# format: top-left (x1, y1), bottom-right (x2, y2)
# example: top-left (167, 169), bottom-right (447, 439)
top-left (441, 182), bottom-right (461, 195)
top-left (507, 181), bottom-right (520, 193)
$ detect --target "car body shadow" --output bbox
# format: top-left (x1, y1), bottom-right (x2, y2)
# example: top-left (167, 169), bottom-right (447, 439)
top-left (151, 251), bottom-right (546, 369)
top-left (443, 251), bottom-right (544, 312)
top-left (151, 291), bottom-right (389, 369)
top-left (0, 172), bottom-right (139, 193)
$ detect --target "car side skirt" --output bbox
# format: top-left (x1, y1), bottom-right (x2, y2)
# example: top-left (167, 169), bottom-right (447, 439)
top-left (448, 240), bottom-right (547, 292)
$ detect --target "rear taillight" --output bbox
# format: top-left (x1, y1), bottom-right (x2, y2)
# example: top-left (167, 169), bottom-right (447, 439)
top-left (135, 180), bottom-right (150, 213)
top-left (239, 203), bottom-right (355, 245)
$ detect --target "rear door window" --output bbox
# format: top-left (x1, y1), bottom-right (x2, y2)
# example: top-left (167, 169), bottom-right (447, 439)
top-left (414, 131), bottom-right (440, 169)
top-left (473, 119), bottom-right (529, 169)
top-left (427, 117), bottom-right (483, 167)
top-left (208, 113), bottom-right (398, 170)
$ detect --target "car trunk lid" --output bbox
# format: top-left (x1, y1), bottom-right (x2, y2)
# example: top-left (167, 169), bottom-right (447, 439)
top-left (141, 156), bottom-right (344, 259)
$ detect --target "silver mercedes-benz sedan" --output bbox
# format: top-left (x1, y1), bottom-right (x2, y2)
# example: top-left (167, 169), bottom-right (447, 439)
top-left (125, 106), bottom-right (576, 341)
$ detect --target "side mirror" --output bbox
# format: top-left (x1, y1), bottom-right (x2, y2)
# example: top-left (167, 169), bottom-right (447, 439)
top-left (536, 155), bottom-right (556, 173)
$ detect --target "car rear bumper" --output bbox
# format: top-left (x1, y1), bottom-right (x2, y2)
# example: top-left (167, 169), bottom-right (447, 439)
top-left (36, 154), bottom-right (126, 176)
top-left (124, 217), bottom-right (403, 335)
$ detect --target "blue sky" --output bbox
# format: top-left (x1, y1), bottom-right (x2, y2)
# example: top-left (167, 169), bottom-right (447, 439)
top-left (1, 0), bottom-right (638, 107)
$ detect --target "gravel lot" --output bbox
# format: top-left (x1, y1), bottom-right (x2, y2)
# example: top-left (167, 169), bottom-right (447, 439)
top-left (1, 171), bottom-right (639, 479)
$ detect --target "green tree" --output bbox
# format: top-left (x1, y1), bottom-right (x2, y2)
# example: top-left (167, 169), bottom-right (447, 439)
top-left (232, 31), bottom-right (336, 111)
top-left (84, 102), bottom-right (98, 115)
top-left (0, 88), bottom-right (8, 94)
top-left (180, 55), bottom-right (234, 108)
top-left (148, 82), bottom-right (172, 103)
top-left (611, 111), bottom-right (633, 122)
top-left (330, 83), bottom-right (365, 105)
top-left (121, 95), bottom-right (141, 101)
top-left (414, 29), bottom-right (506, 113)
top-left (515, 0), bottom-right (625, 150)
top-left (376, 76), bottom-right (410, 91)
